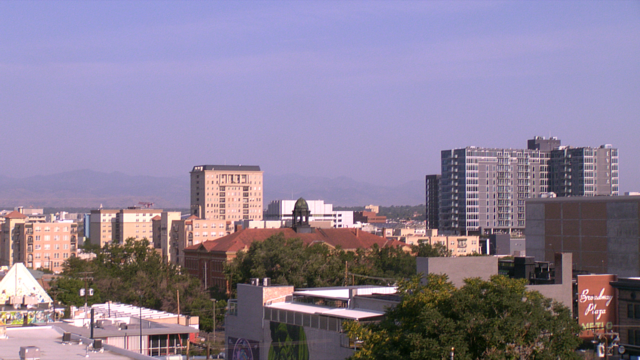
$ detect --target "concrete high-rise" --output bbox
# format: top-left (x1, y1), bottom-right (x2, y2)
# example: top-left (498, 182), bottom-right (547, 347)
top-left (190, 165), bottom-right (263, 221)
top-left (549, 145), bottom-right (619, 197)
top-left (437, 137), bottom-right (619, 235)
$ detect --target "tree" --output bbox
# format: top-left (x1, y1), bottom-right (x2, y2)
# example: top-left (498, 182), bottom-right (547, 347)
top-left (50, 238), bottom-right (215, 331)
top-left (344, 274), bottom-right (582, 360)
top-left (224, 233), bottom-right (453, 296)
top-left (411, 242), bottom-right (450, 257)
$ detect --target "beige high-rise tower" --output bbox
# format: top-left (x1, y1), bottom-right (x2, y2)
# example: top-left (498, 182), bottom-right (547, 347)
top-left (190, 165), bottom-right (263, 221)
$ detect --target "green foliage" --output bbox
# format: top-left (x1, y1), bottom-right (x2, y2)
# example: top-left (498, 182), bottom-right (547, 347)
top-left (51, 238), bottom-right (215, 331)
top-left (224, 233), bottom-right (450, 296)
top-left (411, 242), bottom-right (450, 257)
top-left (345, 274), bottom-right (582, 360)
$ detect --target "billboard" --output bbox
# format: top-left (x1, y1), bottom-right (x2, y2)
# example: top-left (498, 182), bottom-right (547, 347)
top-left (577, 274), bottom-right (617, 339)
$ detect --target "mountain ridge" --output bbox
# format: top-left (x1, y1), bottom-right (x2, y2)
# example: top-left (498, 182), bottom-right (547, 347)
top-left (0, 170), bottom-right (425, 208)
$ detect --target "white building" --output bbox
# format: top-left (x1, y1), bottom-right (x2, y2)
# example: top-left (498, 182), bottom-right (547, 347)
top-left (264, 200), bottom-right (354, 228)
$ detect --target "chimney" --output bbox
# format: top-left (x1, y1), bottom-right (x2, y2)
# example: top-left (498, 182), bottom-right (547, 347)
top-left (235, 224), bottom-right (243, 232)
top-left (355, 228), bottom-right (360, 237)
top-left (382, 228), bottom-right (386, 239)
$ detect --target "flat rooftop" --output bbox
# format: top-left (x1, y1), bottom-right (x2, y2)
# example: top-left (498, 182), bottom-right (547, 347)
top-left (0, 326), bottom-right (136, 360)
top-left (266, 302), bottom-right (385, 321)
top-left (294, 286), bottom-right (397, 301)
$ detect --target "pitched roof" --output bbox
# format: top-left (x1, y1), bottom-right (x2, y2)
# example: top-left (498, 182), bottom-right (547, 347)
top-left (151, 215), bottom-right (162, 221)
top-left (0, 263), bottom-right (52, 303)
top-left (184, 228), bottom-right (409, 254)
top-left (4, 211), bottom-right (27, 219)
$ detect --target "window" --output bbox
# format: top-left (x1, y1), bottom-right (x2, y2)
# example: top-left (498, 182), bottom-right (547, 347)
top-left (629, 304), bottom-right (634, 318)
top-left (635, 304), bottom-right (640, 319)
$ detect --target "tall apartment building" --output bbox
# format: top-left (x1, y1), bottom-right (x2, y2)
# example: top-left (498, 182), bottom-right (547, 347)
top-left (0, 211), bottom-right (78, 273)
top-left (437, 137), bottom-right (619, 235)
top-left (190, 165), bottom-right (263, 221)
top-left (549, 145), bottom-right (619, 197)
top-left (425, 174), bottom-right (440, 229)
top-left (89, 208), bottom-right (162, 246)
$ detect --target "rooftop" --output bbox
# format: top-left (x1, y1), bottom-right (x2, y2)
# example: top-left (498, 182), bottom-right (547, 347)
top-left (191, 165), bottom-right (261, 172)
top-left (0, 326), bottom-right (138, 360)
top-left (185, 228), bottom-right (410, 254)
top-left (266, 301), bottom-right (385, 321)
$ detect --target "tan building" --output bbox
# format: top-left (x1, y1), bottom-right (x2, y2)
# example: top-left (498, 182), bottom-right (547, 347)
top-left (152, 212), bottom-right (233, 265)
top-left (398, 228), bottom-right (481, 256)
top-left (190, 165), bottom-right (263, 221)
top-left (90, 208), bottom-right (162, 247)
top-left (0, 211), bottom-right (78, 273)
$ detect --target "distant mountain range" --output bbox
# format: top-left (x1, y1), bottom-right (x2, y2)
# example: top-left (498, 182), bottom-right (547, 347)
top-left (0, 170), bottom-right (424, 209)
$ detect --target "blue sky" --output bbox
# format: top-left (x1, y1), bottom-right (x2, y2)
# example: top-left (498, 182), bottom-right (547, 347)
top-left (1, 1), bottom-right (639, 191)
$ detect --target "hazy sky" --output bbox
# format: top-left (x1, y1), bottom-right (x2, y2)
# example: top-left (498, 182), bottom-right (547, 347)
top-left (1, 1), bottom-right (639, 191)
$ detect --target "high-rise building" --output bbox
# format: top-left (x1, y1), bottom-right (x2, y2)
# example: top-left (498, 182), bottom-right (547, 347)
top-left (549, 145), bottom-right (619, 197)
top-left (190, 165), bottom-right (263, 221)
top-left (425, 175), bottom-right (440, 229)
top-left (437, 137), bottom-right (619, 235)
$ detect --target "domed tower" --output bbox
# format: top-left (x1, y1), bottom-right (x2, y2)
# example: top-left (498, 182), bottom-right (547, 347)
top-left (292, 197), bottom-right (313, 233)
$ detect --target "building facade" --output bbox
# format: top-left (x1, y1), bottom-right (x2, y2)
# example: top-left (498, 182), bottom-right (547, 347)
top-left (0, 211), bottom-right (78, 273)
top-left (264, 199), bottom-right (354, 228)
top-left (549, 145), bottom-right (619, 197)
top-left (89, 208), bottom-right (162, 247)
top-left (425, 174), bottom-right (440, 229)
top-left (526, 195), bottom-right (640, 276)
top-left (190, 165), bottom-right (263, 221)
top-left (438, 137), bottom-right (619, 235)
top-left (154, 212), bottom-right (234, 266)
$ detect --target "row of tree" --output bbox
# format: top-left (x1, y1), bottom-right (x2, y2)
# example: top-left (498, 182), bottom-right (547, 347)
top-left (224, 233), bottom-right (449, 295)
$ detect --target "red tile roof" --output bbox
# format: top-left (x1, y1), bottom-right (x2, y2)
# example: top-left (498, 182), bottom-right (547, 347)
top-left (184, 228), bottom-right (409, 254)
top-left (151, 215), bottom-right (161, 221)
top-left (4, 211), bottom-right (27, 219)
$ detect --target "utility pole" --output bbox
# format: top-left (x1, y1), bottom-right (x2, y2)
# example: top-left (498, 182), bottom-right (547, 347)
top-left (78, 272), bottom-right (93, 320)
top-left (211, 299), bottom-right (217, 346)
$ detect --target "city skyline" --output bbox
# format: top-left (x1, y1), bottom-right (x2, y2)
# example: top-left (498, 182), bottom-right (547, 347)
top-left (1, 1), bottom-right (638, 192)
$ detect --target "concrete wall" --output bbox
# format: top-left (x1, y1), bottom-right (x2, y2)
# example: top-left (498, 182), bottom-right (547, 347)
top-left (527, 253), bottom-right (573, 312)
top-left (226, 284), bottom-right (294, 347)
top-left (607, 201), bottom-right (640, 277)
top-left (416, 256), bottom-right (498, 288)
top-left (525, 202), bottom-right (545, 261)
top-left (261, 324), bottom-right (354, 360)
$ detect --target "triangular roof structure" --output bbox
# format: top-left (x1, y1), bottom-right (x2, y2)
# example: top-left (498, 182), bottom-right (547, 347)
top-left (0, 263), bottom-right (52, 304)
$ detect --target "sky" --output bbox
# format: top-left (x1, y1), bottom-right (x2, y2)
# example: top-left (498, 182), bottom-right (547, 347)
top-left (1, 1), bottom-right (639, 191)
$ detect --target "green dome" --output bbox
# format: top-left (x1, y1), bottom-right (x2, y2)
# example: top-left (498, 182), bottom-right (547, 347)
top-left (294, 197), bottom-right (309, 210)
